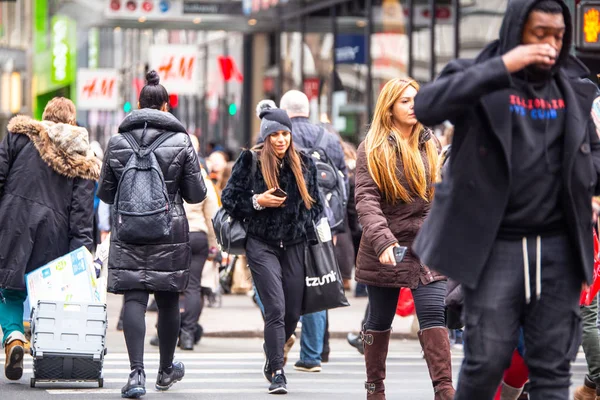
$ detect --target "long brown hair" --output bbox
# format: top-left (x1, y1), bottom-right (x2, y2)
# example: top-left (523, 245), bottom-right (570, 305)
top-left (253, 138), bottom-right (314, 209)
top-left (364, 78), bottom-right (439, 203)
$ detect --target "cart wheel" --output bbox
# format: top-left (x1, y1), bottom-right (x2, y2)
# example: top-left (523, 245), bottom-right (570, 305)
top-left (98, 378), bottom-right (104, 388)
top-left (30, 378), bottom-right (35, 388)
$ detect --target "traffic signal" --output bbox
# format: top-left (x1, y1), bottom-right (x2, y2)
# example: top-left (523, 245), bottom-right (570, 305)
top-left (576, 1), bottom-right (600, 51)
top-left (169, 94), bottom-right (179, 109)
top-left (123, 101), bottom-right (132, 113)
top-left (228, 103), bottom-right (237, 116)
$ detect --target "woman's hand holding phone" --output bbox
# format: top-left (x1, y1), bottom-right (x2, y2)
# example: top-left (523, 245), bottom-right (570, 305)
top-left (257, 188), bottom-right (287, 208)
top-left (379, 243), bottom-right (399, 266)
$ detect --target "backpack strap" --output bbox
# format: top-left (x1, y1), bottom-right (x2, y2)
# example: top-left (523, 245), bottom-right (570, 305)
top-left (249, 150), bottom-right (258, 178)
top-left (147, 131), bottom-right (178, 153)
top-left (121, 132), bottom-right (141, 154)
top-left (314, 127), bottom-right (326, 151)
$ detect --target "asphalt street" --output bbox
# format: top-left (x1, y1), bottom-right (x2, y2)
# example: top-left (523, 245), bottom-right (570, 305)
top-left (0, 338), bottom-right (590, 400)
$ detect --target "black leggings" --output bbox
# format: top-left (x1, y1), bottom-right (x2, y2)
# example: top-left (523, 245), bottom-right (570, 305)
top-left (366, 281), bottom-right (447, 331)
top-left (245, 237), bottom-right (305, 372)
top-left (123, 290), bottom-right (180, 371)
top-left (181, 232), bottom-right (209, 332)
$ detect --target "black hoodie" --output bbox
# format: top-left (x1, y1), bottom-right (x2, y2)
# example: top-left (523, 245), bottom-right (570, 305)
top-left (495, 0), bottom-right (573, 238)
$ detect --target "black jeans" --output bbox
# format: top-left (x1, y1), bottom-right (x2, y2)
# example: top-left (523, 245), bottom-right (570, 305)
top-left (366, 280), bottom-right (447, 331)
top-left (181, 232), bottom-right (209, 332)
top-left (246, 237), bottom-right (305, 372)
top-left (123, 290), bottom-right (180, 371)
top-left (456, 235), bottom-right (582, 400)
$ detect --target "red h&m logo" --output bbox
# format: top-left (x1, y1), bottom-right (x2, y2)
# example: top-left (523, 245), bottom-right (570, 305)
top-left (157, 56), bottom-right (196, 81)
top-left (82, 78), bottom-right (116, 98)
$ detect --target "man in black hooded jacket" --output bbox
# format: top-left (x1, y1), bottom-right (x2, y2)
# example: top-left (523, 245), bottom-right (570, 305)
top-left (413, 0), bottom-right (600, 399)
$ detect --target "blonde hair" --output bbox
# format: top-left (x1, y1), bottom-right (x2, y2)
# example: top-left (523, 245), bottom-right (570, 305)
top-left (364, 78), bottom-right (439, 203)
top-left (42, 97), bottom-right (77, 125)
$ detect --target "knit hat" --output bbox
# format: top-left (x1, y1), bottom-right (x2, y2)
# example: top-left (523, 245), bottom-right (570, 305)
top-left (259, 108), bottom-right (292, 141)
top-left (255, 99), bottom-right (277, 118)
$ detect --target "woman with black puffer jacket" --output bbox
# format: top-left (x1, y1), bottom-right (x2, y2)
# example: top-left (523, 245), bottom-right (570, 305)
top-left (221, 108), bottom-right (322, 395)
top-left (97, 70), bottom-right (206, 399)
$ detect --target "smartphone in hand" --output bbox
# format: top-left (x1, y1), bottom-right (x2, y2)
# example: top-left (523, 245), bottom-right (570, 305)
top-left (272, 188), bottom-right (287, 198)
top-left (394, 246), bottom-right (408, 263)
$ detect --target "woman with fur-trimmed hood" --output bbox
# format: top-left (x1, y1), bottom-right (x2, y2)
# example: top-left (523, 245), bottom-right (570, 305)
top-left (0, 97), bottom-right (99, 382)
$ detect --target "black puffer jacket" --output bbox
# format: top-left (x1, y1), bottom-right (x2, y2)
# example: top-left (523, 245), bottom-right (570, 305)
top-left (97, 109), bottom-right (206, 293)
top-left (221, 149), bottom-right (323, 246)
top-left (0, 116), bottom-right (99, 290)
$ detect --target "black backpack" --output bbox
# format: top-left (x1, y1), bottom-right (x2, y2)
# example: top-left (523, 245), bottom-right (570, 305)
top-left (307, 128), bottom-right (348, 232)
top-left (114, 126), bottom-right (176, 244)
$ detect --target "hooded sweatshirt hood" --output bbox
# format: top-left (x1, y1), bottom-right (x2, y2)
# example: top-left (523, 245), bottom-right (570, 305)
top-left (7, 115), bottom-right (101, 181)
top-left (478, 0), bottom-right (572, 72)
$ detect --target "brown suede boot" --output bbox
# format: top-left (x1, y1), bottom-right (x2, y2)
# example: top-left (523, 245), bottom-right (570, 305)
top-left (362, 328), bottom-right (391, 400)
top-left (574, 375), bottom-right (597, 400)
top-left (418, 327), bottom-right (455, 400)
top-left (4, 331), bottom-right (26, 381)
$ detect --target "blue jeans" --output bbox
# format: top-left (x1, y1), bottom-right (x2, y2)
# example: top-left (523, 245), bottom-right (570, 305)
top-left (0, 289), bottom-right (27, 344)
top-left (299, 311), bottom-right (326, 365)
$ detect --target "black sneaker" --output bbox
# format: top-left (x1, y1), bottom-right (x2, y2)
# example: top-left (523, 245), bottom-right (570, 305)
top-left (293, 360), bottom-right (322, 372)
top-left (149, 336), bottom-right (159, 347)
top-left (268, 370), bottom-right (288, 395)
top-left (179, 329), bottom-right (194, 351)
top-left (262, 343), bottom-right (273, 383)
top-left (155, 361), bottom-right (185, 391)
top-left (121, 369), bottom-right (146, 399)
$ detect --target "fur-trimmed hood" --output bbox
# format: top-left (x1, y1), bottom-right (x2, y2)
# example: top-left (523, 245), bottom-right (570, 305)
top-left (7, 115), bottom-right (101, 181)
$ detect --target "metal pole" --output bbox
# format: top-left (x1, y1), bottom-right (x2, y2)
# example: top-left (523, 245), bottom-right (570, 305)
top-left (223, 37), bottom-right (229, 146)
top-left (452, 0), bottom-right (460, 59)
top-left (331, 5), bottom-right (337, 117)
top-left (407, 0), bottom-right (415, 78)
top-left (300, 0), bottom-right (306, 91)
top-left (276, 8), bottom-right (284, 101)
top-left (366, 0), bottom-right (373, 122)
top-left (242, 34), bottom-right (253, 147)
top-left (429, 0), bottom-right (437, 81)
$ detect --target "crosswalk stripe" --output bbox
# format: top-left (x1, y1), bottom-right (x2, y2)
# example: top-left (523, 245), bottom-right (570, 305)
top-left (45, 387), bottom-right (433, 395)
top-left (101, 377), bottom-right (433, 384)
top-left (3, 352), bottom-right (447, 360)
top-left (21, 368), bottom-right (458, 375)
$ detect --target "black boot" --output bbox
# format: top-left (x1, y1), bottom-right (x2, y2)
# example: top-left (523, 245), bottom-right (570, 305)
top-left (179, 329), bottom-right (194, 351)
top-left (194, 323), bottom-right (204, 345)
top-left (155, 361), bottom-right (185, 391)
top-left (121, 369), bottom-right (146, 399)
top-left (347, 332), bottom-right (365, 355)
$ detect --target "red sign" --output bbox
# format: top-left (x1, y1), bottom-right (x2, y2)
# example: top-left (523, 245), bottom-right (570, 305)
top-left (150, 45), bottom-right (199, 95)
top-left (77, 69), bottom-right (120, 110)
top-left (218, 56), bottom-right (243, 82)
top-left (303, 78), bottom-right (320, 101)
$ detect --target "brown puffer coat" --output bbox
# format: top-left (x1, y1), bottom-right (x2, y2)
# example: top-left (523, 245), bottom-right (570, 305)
top-left (355, 130), bottom-right (446, 289)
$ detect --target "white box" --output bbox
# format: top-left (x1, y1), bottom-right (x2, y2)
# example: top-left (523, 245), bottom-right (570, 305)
top-left (25, 247), bottom-right (102, 312)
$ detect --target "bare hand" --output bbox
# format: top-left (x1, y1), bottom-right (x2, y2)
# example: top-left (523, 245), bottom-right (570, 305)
top-left (258, 188), bottom-right (287, 208)
top-left (379, 244), bottom-right (399, 266)
top-left (502, 44), bottom-right (558, 73)
top-left (100, 231), bottom-right (110, 242)
top-left (593, 199), bottom-right (600, 224)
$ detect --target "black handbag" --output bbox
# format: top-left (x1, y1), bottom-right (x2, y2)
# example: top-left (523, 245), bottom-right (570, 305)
top-left (302, 225), bottom-right (350, 315)
top-left (212, 151), bottom-right (257, 255)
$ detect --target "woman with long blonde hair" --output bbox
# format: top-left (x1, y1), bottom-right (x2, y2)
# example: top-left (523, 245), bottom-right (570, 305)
top-left (221, 108), bottom-right (322, 395)
top-left (355, 78), bottom-right (454, 399)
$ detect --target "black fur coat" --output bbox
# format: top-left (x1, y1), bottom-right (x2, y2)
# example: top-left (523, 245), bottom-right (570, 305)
top-left (221, 149), bottom-right (323, 246)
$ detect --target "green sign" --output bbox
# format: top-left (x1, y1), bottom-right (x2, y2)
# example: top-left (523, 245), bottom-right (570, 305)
top-left (88, 28), bottom-right (99, 69)
top-left (51, 15), bottom-right (75, 85)
top-left (34, 0), bottom-right (48, 53)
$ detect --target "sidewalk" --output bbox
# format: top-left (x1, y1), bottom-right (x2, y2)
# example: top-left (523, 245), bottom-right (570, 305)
top-left (106, 292), bottom-right (417, 340)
